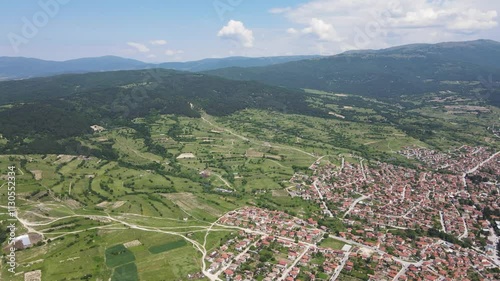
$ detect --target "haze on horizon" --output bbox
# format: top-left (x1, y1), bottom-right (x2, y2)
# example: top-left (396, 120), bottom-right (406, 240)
top-left (0, 0), bottom-right (499, 62)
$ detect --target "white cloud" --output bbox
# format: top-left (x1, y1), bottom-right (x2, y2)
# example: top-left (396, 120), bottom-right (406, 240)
top-left (127, 42), bottom-right (150, 53)
top-left (217, 20), bottom-right (255, 48)
top-left (165, 49), bottom-right (184, 56)
top-left (271, 0), bottom-right (500, 53)
top-left (302, 18), bottom-right (343, 42)
top-left (150, 40), bottom-right (167, 46)
top-left (446, 9), bottom-right (498, 32)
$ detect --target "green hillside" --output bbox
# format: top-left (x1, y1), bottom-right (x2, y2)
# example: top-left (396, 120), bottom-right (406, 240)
top-left (206, 40), bottom-right (500, 106)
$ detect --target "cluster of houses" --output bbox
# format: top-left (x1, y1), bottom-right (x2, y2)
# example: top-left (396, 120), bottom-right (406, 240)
top-left (202, 145), bottom-right (499, 280)
top-left (219, 207), bottom-right (325, 244)
top-left (286, 146), bottom-right (499, 280)
top-left (401, 242), bottom-right (497, 281)
top-left (209, 205), bottom-right (499, 280)
top-left (293, 146), bottom-right (499, 245)
top-left (206, 229), bottom-right (347, 281)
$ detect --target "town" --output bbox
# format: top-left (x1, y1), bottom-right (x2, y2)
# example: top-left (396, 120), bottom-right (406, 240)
top-left (276, 146), bottom-right (499, 280)
top-left (206, 146), bottom-right (500, 280)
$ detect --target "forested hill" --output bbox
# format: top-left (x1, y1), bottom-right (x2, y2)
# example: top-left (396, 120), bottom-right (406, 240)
top-left (158, 55), bottom-right (319, 72)
top-left (206, 40), bottom-right (500, 105)
top-left (0, 69), bottom-right (324, 155)
top-left (0, 69), bottom-right (319, 116)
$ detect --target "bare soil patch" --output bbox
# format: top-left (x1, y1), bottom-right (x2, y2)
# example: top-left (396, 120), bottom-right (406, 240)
top-left (24, 270), bottom-right (42, 281)
top-left (112, 201), bottom-right (126, 209)
top-left (176, 153), bottom-right (196, 159)
top-left (30, 170), bottom-right (42, 180)
top-left (124, 240), bottom-right (142, 248)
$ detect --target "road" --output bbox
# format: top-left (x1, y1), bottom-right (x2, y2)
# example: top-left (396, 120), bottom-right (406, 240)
top-left (392, 264), bottom-right (409, 281)
top-left (277, 245), bottom-right (311, 281)
top-left (466, 151), bottom-right (499, 174)
top-left (439, 211), bottom-right (446, 233)
top-left (312, 180), bottom-right (334, 217)
top-left (201, 115), bottom-right (316, 158)
top-left (201, 116), bottom-right (249, 142)
top-left (329, 249), bottom-right (351, 281)
top-left (343, 195), bottom-right (369, 218)
top-left (212, 172), bottom-right (234, 190)
top-left (487, 226), bottom-right (500, 266)
top-left (328, 234), bottom-right (423, 267)
top-left (0, 204), bottom-right (226, 281)
top-left (360, 159), bottom-right (367, 181)
top-left (458, 216), bottom-right (469, 240)
top-left (462, 151), bottom-right (500, 187)
top-left (312, 180), bottom-right (325, 200)
top-left (215, 238), bottom-right (263, 278)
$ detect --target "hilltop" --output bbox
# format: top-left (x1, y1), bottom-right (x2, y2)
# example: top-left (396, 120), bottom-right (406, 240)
top-left (206, 40), bottom-right (500, 106)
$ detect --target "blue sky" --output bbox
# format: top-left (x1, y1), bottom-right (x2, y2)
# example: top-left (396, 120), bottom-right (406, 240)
top-left (1, 0), bottom-right (499, 62)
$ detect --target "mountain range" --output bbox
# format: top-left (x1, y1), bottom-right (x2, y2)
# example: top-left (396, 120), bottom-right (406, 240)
top-left (206, 39), bottom-right (500, 105)
top-left (0, 39), bottom-right (499, 154)
top-left (0, 55), bottom-right (319, 81)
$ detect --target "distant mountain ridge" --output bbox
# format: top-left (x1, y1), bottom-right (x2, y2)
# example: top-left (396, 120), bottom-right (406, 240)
top-left (341, 39), bottom-right (500, 68)
top-left (205, 40), bottom-right (500, 106)
top-left (0, 55), bottom-right (319, 80)
top-left (0, 56), bottom-right (148, 80)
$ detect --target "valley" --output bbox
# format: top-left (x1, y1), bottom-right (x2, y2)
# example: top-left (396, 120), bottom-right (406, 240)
top-left (0, 40), bottom-right (499, 281)
top-left (0, 89), bottom-right (499, 280)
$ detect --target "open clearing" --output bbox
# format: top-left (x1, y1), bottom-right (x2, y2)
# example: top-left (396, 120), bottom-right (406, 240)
top-left (319, 238), bottom-right (346, 250)
top-left (124, 240), bottom-right (142, 248)
top-left (30, 170), bottom-right (43, 180)
top-left (176, 153), bottom-right (196, 159)
top-left (162, 192), bottom-right (223, 217)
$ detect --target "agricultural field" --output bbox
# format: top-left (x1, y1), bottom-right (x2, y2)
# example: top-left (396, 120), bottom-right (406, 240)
top-left (0, 89), bottom-right (498, 280)
top-left (0, 111), bottom-right (333, 280)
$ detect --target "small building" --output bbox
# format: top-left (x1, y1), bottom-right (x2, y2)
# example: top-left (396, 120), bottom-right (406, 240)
top-left (90, 125), bottom-right (105, 133)
top-left (8, 233), bottom-right (44, 251)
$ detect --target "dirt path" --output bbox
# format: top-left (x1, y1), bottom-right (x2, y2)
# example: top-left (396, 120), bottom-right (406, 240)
top-left (201, 115), bottom-right (316, 158)
top-left (212, 172), bottom-right (234, 190)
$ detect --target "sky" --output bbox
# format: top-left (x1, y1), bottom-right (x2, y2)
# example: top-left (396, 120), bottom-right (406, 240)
top-left (0, 0), bottom-right (499, 62)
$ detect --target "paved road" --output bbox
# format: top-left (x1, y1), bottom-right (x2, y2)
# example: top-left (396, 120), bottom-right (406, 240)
top-left (329, 250), bottom-right (351, 280)
top-left (461, 151), bottom-right (500, 187)
top-left (215, 238), bottom-right (262, 278)
top-left (328, 234), bottom-right (423, 267)
top-left (439, 211), bottom-right (446, 232)
top-left (343, 195), bottom-right (369, 218)
top-left (392, 264), bottom-right (409, 281)
top-left (312, 180), bottom-right (334, 217)
top-left (277, 245), bottom-right (311, 281)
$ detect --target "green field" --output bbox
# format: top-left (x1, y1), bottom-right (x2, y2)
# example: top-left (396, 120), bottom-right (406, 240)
top-left (320, 238), bottom-right (347, 250)
top-left (112, 263), bottom-right (139, 281)
top-left (149, 239), bottom-right (187, 254)
top-left (1, 87), bottom-right (498, 280)
top-left (105, 244), bottom-right (136, 268)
